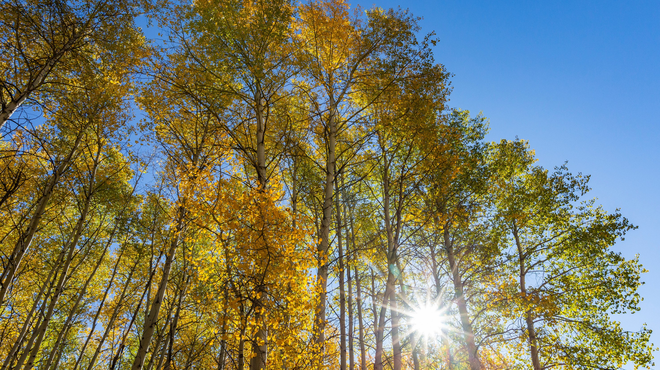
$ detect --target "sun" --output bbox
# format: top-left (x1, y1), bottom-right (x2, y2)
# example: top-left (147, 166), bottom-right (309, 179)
top-left (409, 303), bottom-right (447, 339)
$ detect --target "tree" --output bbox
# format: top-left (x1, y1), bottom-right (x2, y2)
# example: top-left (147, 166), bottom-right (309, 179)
top-left (490, 139), bottom-right (655, 369)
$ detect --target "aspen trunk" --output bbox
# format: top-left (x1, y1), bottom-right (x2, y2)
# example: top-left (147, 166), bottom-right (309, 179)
top-left (0, 132), bottom-right (83, 306)
top-left (354, 267), bottom-right (366, 370)
top-left (444, 229), bottom-right (480, 370)
top-left (108, 277), bottom-right (153, 370)
top-left (164, 275), bottom-right (189, 370)
top-left (370, 270), bottom-right (378, 340)
top-left (412, 345), bottom-right (420, 370)
top-left (336, 176), bottom-right (347, 370)
top-left (0, 248), bottom-right (64, 370)
top-left (373, 271), bottom-right (394, 370)
top-left (87, 257), bottom-right (142, 370)
top-left (131, 205), bottom-right (185, 370)
top-left (340, 174), bottom-right (355, 370)
top-left (9, 258), bottom-right (62, 370)
top-left (42, 235), bottom-right (112, 370)
top-left (513, 226), bottom-right (542, 370)
top-left (250, 88), bottom-right (268, 370)
top-left (149, 281), bottom-right (179, 370)
top-left (23, 180), bottom-right (95, 370)
top-left (375, 150), bottom-right (403, 370)
top-left (315, 102), bottom-right (337, 351)
top-left (72, 248), bottom-right (126, 370)
top-left (390, 292), bottom-right (402, 370)
top-left (238, 329), bottom-right (245, 370)
top-left (151, 333), bottom-right (170, 370)
top-left (430, 242), bottom-right (455, 369)
top-left (347, 260), bottom-right (355, 370)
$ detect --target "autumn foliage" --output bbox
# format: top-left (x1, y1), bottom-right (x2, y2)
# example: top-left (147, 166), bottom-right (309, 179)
top-left (0, 0), bottom-right (654, 369)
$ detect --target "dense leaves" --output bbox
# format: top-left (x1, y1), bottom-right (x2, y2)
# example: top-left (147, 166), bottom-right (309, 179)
top-left (0, 0), bottom-right (654, 369)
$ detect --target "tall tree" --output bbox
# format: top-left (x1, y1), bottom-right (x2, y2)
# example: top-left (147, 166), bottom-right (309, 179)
top-left (490, 139), bottom-right (655, 369)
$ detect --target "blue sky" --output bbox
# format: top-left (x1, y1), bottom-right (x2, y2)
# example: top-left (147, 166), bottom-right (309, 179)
top-left (354, 0), bottom-right (660, 364)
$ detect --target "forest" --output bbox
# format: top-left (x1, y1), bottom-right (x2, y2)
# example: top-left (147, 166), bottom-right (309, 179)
top-left (0, 0), bottom-right (655, 369)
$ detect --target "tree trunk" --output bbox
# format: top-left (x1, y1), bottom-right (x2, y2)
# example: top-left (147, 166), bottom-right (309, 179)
top-left (42, 234), bottom-right (113, 370)
top-left (87, 256), bottom-right (142, 370)
top-left (0, 131), bottom-right (83, 306)
top-left (444, 229), bottom-right (480, 370)
top-left (71, 248), bottom-right (126, 370)
top-left (249, 87), bottom-right (269, 370)
top-left (347, 259), bottom-right (355, 370)
top-left (430, 241), bottom-right (455, 369)
top-left (164, 275), bottom-right (190, 370)
top-left (336, 176), bottom-right (347, 370)
top-left (108, 275), bottom-right (154, 370)
top-left (315, 101), bottom-right (337, 354)
top-left (390, 292), bottom-right (402, 370)
top-left (513, 225), bottom-right (542, 370)
top-left (373, 271), bottom-right (394, 370)
top-left (131, 205), bottom-right (186, 370)
top-left (355, 267), bottom-right (366, 370)
top-left (0, 248), bottom-right (64, 370)
top-left (23, 179), bottom-right (95, 370)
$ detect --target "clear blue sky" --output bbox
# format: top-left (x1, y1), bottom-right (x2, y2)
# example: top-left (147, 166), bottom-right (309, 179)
top-left (354, 0), bottom-right (660, 364)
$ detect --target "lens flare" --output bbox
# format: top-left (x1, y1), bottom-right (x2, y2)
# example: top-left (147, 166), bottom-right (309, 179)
top-left (410, 303), bottom-right (446, 338)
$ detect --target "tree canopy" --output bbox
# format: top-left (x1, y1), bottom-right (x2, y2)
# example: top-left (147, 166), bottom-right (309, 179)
top-left (0, 0), bottom-right (654, 369)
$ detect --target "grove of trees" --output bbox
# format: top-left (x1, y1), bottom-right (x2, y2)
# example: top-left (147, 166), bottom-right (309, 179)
top-left (0, 0), bottom-right (655, 369)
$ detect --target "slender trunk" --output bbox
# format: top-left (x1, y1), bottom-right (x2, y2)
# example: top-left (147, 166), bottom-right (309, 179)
top-left (164, 275), bottom-right (190, 370)
top-left (369, 270), bottom-right (378, 339)
top-left (354, 267), bottom-right (366, 370)
top-left (412, 347), bottom-right (420, 370)
top-left (0, 249), bottom-right (64, 370)
top-left (238, 328), bottom-right (245, 370)
top-left (348, 198), bottom-right (366, 370)
top-left (444, 229), bottom-right (480, 370)
top-left (10, 259), bottom-right (62, 370)
top-left (340, 176), bottom-right (354, 370)
top-left (347, 260), bottom-right (355, 370)
top-left (147, 307), bottom-right (175, 370)
top-left (249, 284), bottom-right (267, 370)
top-left (336, 176), bottom-right (347, 370)
top-left (42, 235), bottom-right (112, 370)
top-left (108, 277), bottom-right (153, 370)
top-left (390, 292), bottom-right (402, 370)
top-left (373, 271), bottom-right (394, 370)
top-left (23, 181), bottom-right (95, 370)
top-left (71, 248), bottom-right (126, 370)
top-left (430, 242), bottom-right (454, 369)
top-left (0, 132), bottom-right (83, 306)
top-left (249, 88), bottom-right (268, 370)
top-left (149, 281), bottom-right (179, 370)
top-left (151, 333), bottom-right (170, 370)
top-left (291, 159), bottom-right (299, 228)
top-left (218, 309), bottom-right (228, 370)
top-left (87, 256), bottom-right (142, 370)
top-left (375, 150), bottom-right (401, 370)
top-left (131, 205), bottom-right (185, 370)
top-left (315, 101), bottom-right (337, 353)
top-left (255, 88), bottom-right (267, 188)
top-left (411, 333), bottom-right (421, 370)
top-left (217, 257), bottom-right (231, 370)
top-left (48, 343), bottom-right (65, 370)
top-left (513, 225), bottom-right (541, 370)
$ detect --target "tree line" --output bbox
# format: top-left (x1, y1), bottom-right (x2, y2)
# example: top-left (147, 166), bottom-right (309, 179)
top-left (0, 0), bottom-right (654, 369)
